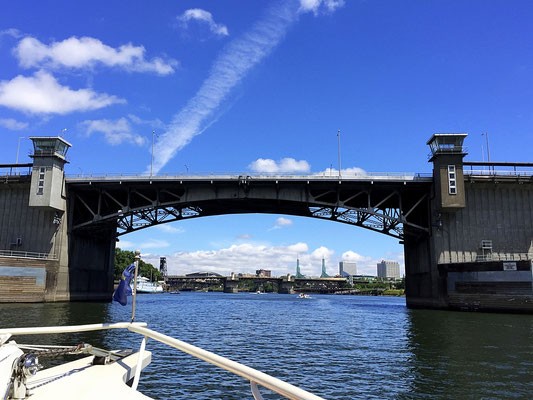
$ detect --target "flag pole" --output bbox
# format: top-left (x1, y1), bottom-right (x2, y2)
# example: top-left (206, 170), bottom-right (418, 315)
top-left (131, 249), bottom-right (141, 323)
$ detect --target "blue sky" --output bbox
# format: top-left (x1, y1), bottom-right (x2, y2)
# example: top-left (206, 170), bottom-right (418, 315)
top-left (1, 0), bottom-right (532, 276)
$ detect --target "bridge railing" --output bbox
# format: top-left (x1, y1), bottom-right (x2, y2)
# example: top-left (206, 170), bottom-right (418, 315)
top-left (0, 163), bottom-right (33, 177)
top-left (66, 171), bottom-right (433, 180)
top-left (465, 169), bottom-right (533, 177)
top-left (0, 250), bottom-right (57, 260)
top-left (475, 253), bottom-right (532, 262)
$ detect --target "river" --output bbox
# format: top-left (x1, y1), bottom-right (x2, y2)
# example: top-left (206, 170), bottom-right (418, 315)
top-left (1, 293), bottom-right (532, 399)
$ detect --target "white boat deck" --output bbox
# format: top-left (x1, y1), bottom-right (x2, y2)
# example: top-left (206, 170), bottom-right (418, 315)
top-left (26, 351), bottom-right (152, 399)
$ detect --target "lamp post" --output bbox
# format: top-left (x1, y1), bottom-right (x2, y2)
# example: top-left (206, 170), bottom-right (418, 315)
top-left (337, 130), bottom-right (341, 178)
top-left (150, 131), bottom-right (158, 177)
top-left (15, 136), bottom-right (24, 174)
top-left (185, 164), bottom-right (189, 175)
top-left (482, 132), bottom-right (491, 172)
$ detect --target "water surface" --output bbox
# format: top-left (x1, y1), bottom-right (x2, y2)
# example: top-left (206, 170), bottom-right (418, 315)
top-left (1, 293), bottom-right (532, 399)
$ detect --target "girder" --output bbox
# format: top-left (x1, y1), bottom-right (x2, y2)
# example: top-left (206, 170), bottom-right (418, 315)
top-left (67, 178), bottom-right (431, 239)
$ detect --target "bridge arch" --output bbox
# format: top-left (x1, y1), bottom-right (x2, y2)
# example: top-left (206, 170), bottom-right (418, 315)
top-left (67, 175), bottom-right (431, 240)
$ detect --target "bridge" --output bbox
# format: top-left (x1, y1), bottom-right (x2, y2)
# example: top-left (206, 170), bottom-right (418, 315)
top-left (165, 274), bottom-right (348, 294)
top-left (1, 133), bottom-right (532, 312)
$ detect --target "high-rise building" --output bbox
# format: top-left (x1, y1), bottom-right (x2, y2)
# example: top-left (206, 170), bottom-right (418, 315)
top-left (377, 260), bottom-right (400, 279)
top-left (320, 258), bottom-right (330, 278)
top-left (339, 261), bottom-right (357, 277)
top-left (256, 269), bottom-right (271, 277)
top-left (159, 257), bottom-right (167, 277)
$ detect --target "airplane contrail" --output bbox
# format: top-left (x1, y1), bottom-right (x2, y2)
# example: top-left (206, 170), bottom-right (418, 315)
top-left (149, 0), bottom-right (300, 174)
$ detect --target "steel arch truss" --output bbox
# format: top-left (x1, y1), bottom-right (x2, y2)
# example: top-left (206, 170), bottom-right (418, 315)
top-left (307, 188), bottom-right (429, 239)
top-left (116, 206), bottom-right (202, 235)
top-left (68, 180), bottom-right (430, 239)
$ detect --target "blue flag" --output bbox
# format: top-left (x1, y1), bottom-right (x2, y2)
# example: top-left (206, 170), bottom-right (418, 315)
top-left (113, 264), bottom-right (136, 306)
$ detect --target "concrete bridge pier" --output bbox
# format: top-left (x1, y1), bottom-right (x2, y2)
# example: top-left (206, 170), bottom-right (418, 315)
top-left (67, 228), bottom-right (116, 301)
top-left (223, 276), bottom-right (239, 293)
top-left (278, 275), bottom-right (295, 294)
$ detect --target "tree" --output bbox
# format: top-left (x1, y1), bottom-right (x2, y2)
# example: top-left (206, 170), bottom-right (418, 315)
top-left (114, 248), bottom-right (162, 282)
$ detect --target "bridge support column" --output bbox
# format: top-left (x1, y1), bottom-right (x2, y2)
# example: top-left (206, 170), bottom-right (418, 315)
top-left (278, 275), bottom-right (295, 294)
top-left (223, 276), bottom-right (239, 293)
top-left (404, 233), bottom-right (447, 310)
top-left (67, 228), bottom-right (116, 301)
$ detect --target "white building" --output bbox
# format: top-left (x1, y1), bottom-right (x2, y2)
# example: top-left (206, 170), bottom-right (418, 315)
top-left (339, 261), bottom-right (357, 277)
top-left (377, 260), bottom-right (400, 279)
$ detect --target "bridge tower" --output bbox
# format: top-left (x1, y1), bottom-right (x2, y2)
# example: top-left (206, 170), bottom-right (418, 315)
top-left (404, 133), bottom-right (469, 310)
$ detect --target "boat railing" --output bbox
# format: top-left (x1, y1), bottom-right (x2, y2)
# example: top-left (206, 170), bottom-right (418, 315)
top-left (0, 322), bottom-right (324, 400)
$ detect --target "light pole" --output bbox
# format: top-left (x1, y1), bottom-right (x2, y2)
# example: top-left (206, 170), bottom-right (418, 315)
top-left (15, 136), bottom-right (24, 174)
top-left (150, 131), bottom-right (158, 177)
top-left (337, 130), bottom-right (341, 178)
top-left (482, 132), bottom-right (491, 172)
top-left (184, 164), bottom-right (189, 175)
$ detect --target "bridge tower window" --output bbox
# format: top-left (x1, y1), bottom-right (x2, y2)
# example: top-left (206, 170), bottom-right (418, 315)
top-left (37, 167), bottom-right (45, 195)
top-left (448, 165), bottom-right (456, 195)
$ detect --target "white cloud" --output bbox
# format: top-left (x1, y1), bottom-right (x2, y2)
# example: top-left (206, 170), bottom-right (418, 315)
top-left (150, 2), bottom-right (301, 173)
top-left (249, 158), bottom-right (311, 173)
top-left (140, 239), bottom-right (170, 249)
top-left (155, 224), bottom-right (185, 234)
top-left (276, 217), bottom-right (293, 227)
top-left (269, 217), bottom-right (294, 231)
top-left (299, 0), bottom-right (345, 15)
top-left (142, 241), bottom-right (332, 277)
top-left (178, 9), bottom-right (229, 36)
top-left (0, 118), bottom-right (28, 130)
top-left (80, 117), bottom-right (146, 146)
top-left (237, 233), bottom-right (252, 239)
top-left (315, 167), bottom-right (367, 177)
top-left (14, 36), bottom-right (177, 75)
top-left (0, 28), bottom-right (22, 39)
top-left (0, 71), bottom-right (124, 115)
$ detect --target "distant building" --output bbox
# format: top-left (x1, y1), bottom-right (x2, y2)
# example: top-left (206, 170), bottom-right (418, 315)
top-left (320, 258), bottom-right (330, 278)
top-left (377, 260), bottom-right (400, 279)
top-left (159, 257), bottom-right (167, 277)
top-left (339, 261), bottom-right (357, 277)
top-left (256, 269), bottom-right (271, 277)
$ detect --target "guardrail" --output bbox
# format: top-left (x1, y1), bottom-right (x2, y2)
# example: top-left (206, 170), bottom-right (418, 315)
top-left (464, 169), bottom-right (533, 177)
top-left (66, 171), bottom-right (434, 180)
top-left (1, 322), bottom-right (325, 400)
top-left (475, 253), bottom-right (532, 262)
top-left (0, 250), bottom-right (57, 260)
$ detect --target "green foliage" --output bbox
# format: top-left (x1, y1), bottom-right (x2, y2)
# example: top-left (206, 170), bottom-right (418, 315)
top-left (382, 289), bottom-right (405, 296)
top-left (394, 277), bottom-right (405, 290)
top-left (114, 248), bottom-right (162, 282)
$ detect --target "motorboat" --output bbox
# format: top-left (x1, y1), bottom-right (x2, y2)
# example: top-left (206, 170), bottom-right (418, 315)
top-left (298, 293), bottom-right (311, 299)
top-left (131, 276), bottom-right (163, 294)
top-left (0, 322), bottom-right (324, 400)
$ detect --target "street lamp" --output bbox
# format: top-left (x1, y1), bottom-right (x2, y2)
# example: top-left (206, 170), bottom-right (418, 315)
top-left (482, 132), bottom-right (491, 172)
top-left (337, 129), bottom-right (341, 178)
top-left (15, 136), bottom-right (24, 174)
top-left (150, 131), bottom-right (159, 177)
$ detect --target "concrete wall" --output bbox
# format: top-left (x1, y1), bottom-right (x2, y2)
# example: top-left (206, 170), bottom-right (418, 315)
top-left (434, 181), bottom-right (533, 263)
top-left (0, 179), bottom-right (70, 302)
